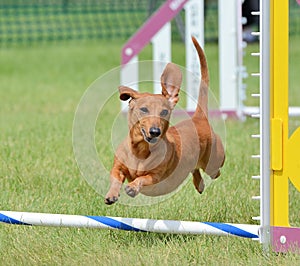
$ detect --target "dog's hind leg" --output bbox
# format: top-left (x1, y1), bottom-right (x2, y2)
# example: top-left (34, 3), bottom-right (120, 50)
top-left (192, 169), bottom-right (205, 194)
top-left (204, 134), bottom-right (225, 180)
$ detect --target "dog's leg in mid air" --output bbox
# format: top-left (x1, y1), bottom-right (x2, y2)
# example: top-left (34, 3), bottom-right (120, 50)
top-left (125, 174), bottom-right (159, 198)
top-left (104, 166), bottom-right (126, 205)
top-left (192, 169), bottom-right (205, 194)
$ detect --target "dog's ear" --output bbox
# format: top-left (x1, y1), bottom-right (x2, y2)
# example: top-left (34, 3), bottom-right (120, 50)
top-left (119, 86), bottom-right (140, 101)
top-left (161, 63), bottom-right (182, 108)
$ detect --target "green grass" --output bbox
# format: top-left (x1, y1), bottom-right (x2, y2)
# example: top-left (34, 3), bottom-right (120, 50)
top-left (0, 39), bottom-right (300, 265)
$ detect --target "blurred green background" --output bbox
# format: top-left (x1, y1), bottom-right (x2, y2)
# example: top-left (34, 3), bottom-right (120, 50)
top-left (0, 0), bottom-right (299, 47)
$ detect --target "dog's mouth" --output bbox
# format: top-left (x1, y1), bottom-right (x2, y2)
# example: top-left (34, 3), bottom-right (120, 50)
top-left (141, 128), bottom-right (158, 144)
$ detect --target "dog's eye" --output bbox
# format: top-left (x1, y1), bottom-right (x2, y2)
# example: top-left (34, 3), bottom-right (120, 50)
top-left (160, 109), bottom-right (169, 117)
top-left (140, 107), bottom-right (149, 114)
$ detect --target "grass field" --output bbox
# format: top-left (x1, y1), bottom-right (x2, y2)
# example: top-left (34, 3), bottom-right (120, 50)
top-left (0, 38), bottom-right (300, 265)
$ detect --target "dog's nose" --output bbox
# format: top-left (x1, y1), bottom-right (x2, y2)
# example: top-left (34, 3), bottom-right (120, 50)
top-left (149, 127), bottom-right (161, 137)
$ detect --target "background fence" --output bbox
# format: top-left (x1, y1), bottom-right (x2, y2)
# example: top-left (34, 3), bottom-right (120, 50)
top-left (0, 0), bottom-right (299, 47)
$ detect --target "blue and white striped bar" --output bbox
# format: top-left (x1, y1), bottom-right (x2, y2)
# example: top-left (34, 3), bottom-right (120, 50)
top-left (0, 211), bottom-right (259, 239)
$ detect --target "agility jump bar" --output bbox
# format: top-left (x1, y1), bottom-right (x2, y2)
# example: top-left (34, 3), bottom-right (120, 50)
top-left (0, 211), bottom-right (259, 239)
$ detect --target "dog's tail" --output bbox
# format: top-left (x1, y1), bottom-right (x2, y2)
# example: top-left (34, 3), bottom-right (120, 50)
top-left (191, 36), bottom-right (209, 118)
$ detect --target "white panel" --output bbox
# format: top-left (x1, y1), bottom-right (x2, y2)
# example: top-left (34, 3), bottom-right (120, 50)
top-left (185, 0), bottom-right (204, 112)
top-left (120, 56), bottom-right (139, 110)
top-left (219, 0), bottom-right (238, 112)
top-left (152, 22), bottom-right (171, 94)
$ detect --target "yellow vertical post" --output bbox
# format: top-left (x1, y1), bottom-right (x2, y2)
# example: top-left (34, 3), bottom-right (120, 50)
top-left (270, 0), bottom-right (290, 226)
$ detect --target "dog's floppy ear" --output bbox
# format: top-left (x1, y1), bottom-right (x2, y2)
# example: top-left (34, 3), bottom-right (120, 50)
top-left (119, 86), bottom-right (140, 101)
top-left (161, 63), bottom-right (182, 108)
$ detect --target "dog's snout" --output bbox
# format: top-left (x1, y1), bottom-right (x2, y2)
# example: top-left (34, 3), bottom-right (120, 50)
top-left (149, 127), bottom-right (161, 137)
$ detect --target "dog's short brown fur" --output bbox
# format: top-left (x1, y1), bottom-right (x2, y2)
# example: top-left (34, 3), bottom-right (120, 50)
top-left (105, 36), bottom-right (225, 204)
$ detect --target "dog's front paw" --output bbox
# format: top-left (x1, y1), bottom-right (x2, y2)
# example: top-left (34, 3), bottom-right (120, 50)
top-left (125, 185), bottom-right (139, 198)
top-left (104, 195), bottom-right (119, 205)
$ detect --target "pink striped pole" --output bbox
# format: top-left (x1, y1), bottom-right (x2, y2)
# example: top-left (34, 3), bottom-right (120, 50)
top-left (121, 0), bottom-right (189, 66)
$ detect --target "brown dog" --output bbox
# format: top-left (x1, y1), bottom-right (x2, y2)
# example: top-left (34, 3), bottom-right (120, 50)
top-left (105, 36), bottom-right (225, 204)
